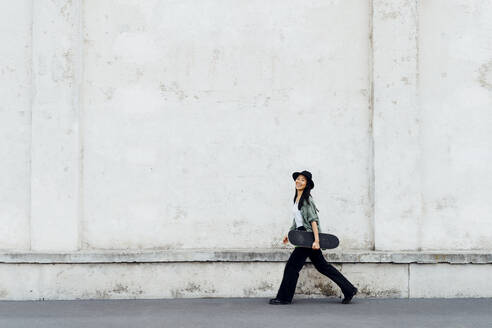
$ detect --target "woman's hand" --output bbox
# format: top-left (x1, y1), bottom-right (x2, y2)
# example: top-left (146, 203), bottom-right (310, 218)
top-left (312, 240), bottom-right (320, 250)
top-left (283, 235), bottom-right (289, 244)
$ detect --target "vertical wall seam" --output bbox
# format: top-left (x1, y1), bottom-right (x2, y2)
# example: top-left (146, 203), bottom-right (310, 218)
top-left (77, 0), bottom-right (85, 250)
top-left (407, 263), bottom-right (410, 298)
top-left (368, 0), bottom-right (376, 251)
top-left (414, 0), bottom-right (423, 251)
top-left (28, 0), bottom-right (34, 251)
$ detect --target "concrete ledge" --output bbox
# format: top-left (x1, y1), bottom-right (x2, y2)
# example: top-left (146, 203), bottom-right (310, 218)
top-left (1, 249), bottom-right (491, 264)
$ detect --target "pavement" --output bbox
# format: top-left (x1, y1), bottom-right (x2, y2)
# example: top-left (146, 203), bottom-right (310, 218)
top-left (1, 297), bottom-right (491, 328)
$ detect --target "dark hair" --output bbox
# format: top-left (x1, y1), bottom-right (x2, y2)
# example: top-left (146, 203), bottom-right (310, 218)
top-left (293, 179), bottom-right (313, 211)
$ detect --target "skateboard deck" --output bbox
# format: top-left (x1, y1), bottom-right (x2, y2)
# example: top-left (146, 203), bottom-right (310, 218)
top-left (288, 230), bottom-right (339, 250)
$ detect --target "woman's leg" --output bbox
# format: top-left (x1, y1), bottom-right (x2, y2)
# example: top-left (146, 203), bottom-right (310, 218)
top-left (308, 249), bottom-right (356, 296)
top-left (275, 247), bottom-right (310, 302)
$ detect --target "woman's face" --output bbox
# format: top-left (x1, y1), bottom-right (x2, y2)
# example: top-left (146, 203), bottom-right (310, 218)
top-left (295, 175), bottom-right (307, 191)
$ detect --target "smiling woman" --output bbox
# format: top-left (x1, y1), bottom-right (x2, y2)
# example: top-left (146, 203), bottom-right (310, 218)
top-left (269, 170), bottom-right (358, 305)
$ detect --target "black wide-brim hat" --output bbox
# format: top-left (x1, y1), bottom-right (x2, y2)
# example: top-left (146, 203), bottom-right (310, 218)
top-left (292, 170), bottom-right (314, 189)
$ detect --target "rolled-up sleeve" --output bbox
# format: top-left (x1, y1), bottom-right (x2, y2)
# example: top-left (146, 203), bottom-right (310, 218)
top-left (307, 202), bottom-right (320, 224)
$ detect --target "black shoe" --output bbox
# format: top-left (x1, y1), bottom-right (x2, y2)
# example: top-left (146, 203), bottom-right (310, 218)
top-left (341, 287), bottom-right (357, 304)
top-left (269, 298), bottom-right (291, 305)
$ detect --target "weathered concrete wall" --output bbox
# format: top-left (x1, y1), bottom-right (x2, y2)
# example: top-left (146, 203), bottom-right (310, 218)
top-left (0, 0), bottom-right (492, 299)
top-left (373, 0), bottom-right (492, 251)
top-left (2, 0), bottom-right (372, 252)
top-left (0, 1), bottom-right (32, 250)
top-left (2, 249), bottom-right (492, 300)
top-left (81, 0), bottom-right (372, 251)
top-left (0, 262), bottom-right (410, 300)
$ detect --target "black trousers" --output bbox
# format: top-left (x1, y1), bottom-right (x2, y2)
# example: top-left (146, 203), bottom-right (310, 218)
top-left (275, 227), bottom-right (356, 302)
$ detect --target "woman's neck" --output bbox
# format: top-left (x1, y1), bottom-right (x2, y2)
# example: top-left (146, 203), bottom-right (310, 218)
top-left (295, 191), bottom-right (303, 203)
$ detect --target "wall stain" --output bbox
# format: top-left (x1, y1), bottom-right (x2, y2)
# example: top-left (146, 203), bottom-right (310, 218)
top-left (59, 0), bottom-right (73, 23)
top-left (173, 206), bottom-right (188, 221)
top-left (314, 281), bottom-right (337, 296)
top-left (380, 11), bottom-right (400, 20)
top-left (433, 196), bottom-right (457, 210)
top-left (112, 283), bottom-right (129, 294)
top-left (359, 286), bottom-right (401, 297)
top-left (172, 282), bottom-right (216, 297)
top-left (101, 87), bottom-right (115, 100)
top-left (478, 60), bottom-right (492, 91)
top-left (159, 82), bottom-right (189, 101)
top-left (0, 289), bottom-right (8, 298)
top-left (91, 283), bottom-right (144, 298)
top-left (243, 281), bottom-right (274, 296)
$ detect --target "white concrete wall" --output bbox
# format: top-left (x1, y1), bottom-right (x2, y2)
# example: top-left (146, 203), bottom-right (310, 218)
top-left (0, 262), bottom-right (405, 300)
top-left (2, 0), bottom-right (373, 251)
top-left (0, 1), bottom-right (32, 250)
top-left (1, 0), bottom-right (492, 299)
top-left (3, 261), bottom-right (492, 300)
top-left (81, 0), bottom-right (372, 250)
top-left (373, 0), bottom-right (492, 251)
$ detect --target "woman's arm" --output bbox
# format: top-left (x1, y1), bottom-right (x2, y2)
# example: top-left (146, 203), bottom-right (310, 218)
top-left (311, 221), bottom-right (320, 242)
top-left (311, 221), bottom-right (320, 249)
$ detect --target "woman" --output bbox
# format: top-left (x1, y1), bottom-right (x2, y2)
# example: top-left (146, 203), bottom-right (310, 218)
top-left (269, 170), bottom-right (358, 305)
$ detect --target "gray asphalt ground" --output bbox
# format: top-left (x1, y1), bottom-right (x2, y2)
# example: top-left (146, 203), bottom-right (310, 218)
top-left (1, 297), bottom-right (491, 328)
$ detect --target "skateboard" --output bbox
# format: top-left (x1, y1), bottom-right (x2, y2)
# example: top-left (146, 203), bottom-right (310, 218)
top-left (288, 230), bottom-right (339, 250)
